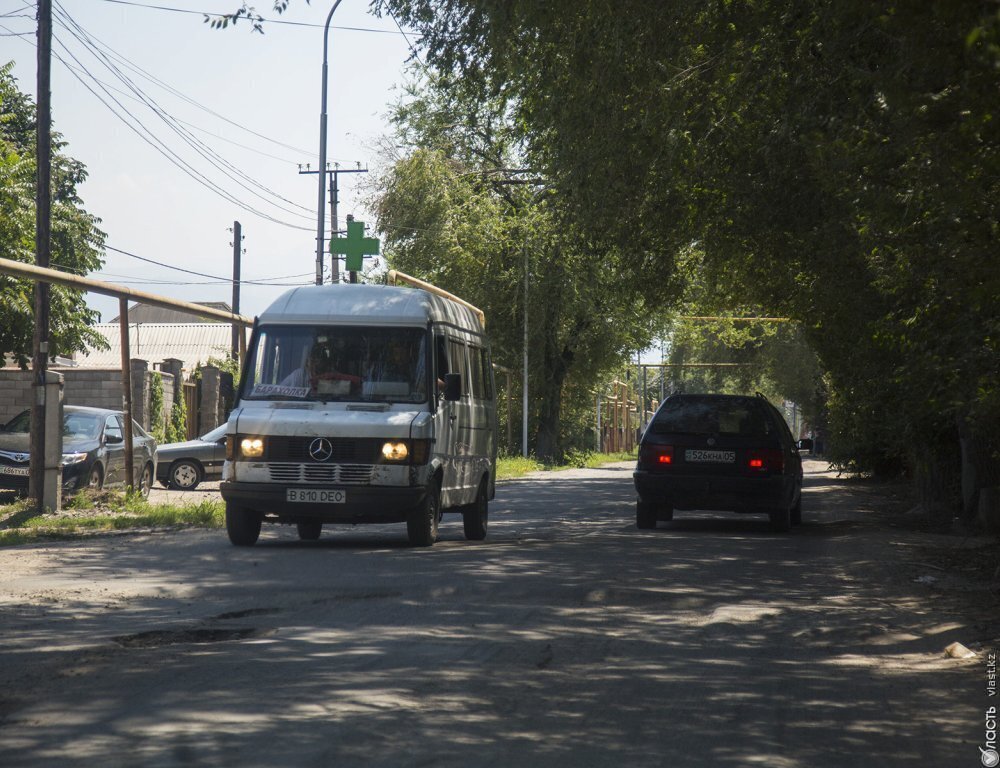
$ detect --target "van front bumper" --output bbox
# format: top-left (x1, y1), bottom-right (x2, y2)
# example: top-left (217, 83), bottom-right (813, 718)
top-left (220, 481), bottom-right (427, 524)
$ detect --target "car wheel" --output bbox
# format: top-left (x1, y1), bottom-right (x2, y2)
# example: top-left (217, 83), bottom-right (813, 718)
top-left (407, 476), bottom-right (440, 547)
top-left (769, 504), bottom-right (792, 532)
top-left (790, 495), bottom-right (802, 526)
top-left (226, 502), bottom-right (262, 546)
top-left (168, 460), bottom-right (202, 491)
top-left (87, 464), bottom-right (104, 491)
top-left (137, 463), bottom-right (154, 498)
top-left (636, 499), bottom-right (657, 529)
top-left (297, 521), bottom-right (322, 541)
top-left (462, 477), bottom-right (489, 541)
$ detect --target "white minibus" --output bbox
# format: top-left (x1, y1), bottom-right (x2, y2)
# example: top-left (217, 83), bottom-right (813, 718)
top-left (220, 280), bottom-right (496, 547)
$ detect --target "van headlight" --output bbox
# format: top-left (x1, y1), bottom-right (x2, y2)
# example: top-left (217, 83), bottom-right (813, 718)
top-left (380, 440), bottom-right (430, 464)
top-left (381, 441), bottom-right (409, 462)
top-left (240, 437), bottom-right (265, 459)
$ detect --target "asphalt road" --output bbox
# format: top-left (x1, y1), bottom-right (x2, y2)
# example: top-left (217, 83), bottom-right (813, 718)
top-left (0, 460), bottom-right (992, 767)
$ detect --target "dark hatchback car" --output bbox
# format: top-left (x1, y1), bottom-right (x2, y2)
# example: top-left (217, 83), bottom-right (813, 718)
top-left (0, 406), bottom-right (157, 497)
top-left (633, 393), bottom-right (803, 531)
top-left (156, 424), bottom-right (226, 490)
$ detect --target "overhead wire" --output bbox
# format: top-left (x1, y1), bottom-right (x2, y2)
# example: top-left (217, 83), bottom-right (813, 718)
top-left (52, 2), bottom-right (317, 224)
top-left (97, 0), bottom-right (421, 36)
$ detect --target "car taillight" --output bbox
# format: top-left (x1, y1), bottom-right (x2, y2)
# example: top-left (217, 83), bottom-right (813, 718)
top-left (746, 449), bottom-right (785, 473)
top-left (640, 444), bottom-right (673, 468)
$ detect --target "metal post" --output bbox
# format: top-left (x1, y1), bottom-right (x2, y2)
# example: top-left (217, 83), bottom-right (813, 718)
top-left (315, 0), bottom-right (345, 285)
top-left (522, 237), bottom-right (529, 458)
top-left (119, 298), bottom-right (135, 490)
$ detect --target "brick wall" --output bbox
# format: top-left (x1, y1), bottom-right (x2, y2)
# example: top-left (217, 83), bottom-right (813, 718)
top-left (0, 367), bottom-right (176, 435)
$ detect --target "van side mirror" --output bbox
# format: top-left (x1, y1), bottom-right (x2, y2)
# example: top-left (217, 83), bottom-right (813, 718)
top-left (443, 373), bottom-right (461, 401)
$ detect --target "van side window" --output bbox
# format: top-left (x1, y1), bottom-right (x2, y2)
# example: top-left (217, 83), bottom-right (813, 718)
top-left (435, 336), bottom-right (449, 383)
top-left (468, 345), bottom-right (493, 401)
top-left (481, 347), bottom-right (494, 400)
top-left (447, 339), bottom-right (469, 396)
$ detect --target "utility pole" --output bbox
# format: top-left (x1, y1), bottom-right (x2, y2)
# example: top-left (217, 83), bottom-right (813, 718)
top-left (30, 0), bottom-right (53, 512)
top-left (230, 221), bottom-right (242, 361)
top-left (300, 162), bottom-right (367, 283)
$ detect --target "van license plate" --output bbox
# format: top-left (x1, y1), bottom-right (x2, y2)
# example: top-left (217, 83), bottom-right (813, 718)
top-left (685, 449), bottom-right (735, 463)
top-left (287, 489), bottom-right (346, 503)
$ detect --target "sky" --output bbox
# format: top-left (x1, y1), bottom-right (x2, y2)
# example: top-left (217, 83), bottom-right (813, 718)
top-left (3, 0), bottom-right (417, 323)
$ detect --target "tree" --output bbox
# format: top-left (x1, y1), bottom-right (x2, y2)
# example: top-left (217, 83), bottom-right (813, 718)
top-left (373, 74), bottom-right (665, 460)
top-left (373, 1), bottom-right (1000, 515)
top-left (0, 62), bottom-right (107, 366)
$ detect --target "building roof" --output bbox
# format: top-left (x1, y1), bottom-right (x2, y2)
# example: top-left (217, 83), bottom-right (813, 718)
top-left (108, 301), bottom-right (232, 324)
top-left (75, 323), bottom-right (236, 371)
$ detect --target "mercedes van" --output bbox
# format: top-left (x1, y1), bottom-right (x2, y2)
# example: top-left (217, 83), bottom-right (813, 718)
top-left (220, 279), bottom-right (497, 547)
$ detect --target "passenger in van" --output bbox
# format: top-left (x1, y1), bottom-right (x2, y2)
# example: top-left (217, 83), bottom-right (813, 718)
top-left (281, 342), bottom-right (361, 395)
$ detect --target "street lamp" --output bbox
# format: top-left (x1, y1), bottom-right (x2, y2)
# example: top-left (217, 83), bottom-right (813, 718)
top-left (314, 0), bottom-right (345, 285)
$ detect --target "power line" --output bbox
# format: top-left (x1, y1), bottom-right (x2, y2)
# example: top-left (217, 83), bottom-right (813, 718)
top-left (104, 244), bottom-right (315, 285)
top-left (97, 0), bottom-right (421, 36)
top-left (49, 25), bottom-right (315, 230)
top-left (53, 3), bottom-right (316, 223)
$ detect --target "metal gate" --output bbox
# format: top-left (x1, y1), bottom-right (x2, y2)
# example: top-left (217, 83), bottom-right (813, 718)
top-left (183, 381), bottom-right (198, 439)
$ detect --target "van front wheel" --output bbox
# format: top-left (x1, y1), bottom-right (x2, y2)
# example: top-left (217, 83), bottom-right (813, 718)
top-left (226, 503), bottom-right (262, 546)
top-left (462, 477), bottom-right (489, 541)
top-left (407, 477), bottom-right (440, 547)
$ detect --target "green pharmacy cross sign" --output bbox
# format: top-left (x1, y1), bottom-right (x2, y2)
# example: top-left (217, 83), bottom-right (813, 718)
top-left (330, 219), bottom-right (379, 273)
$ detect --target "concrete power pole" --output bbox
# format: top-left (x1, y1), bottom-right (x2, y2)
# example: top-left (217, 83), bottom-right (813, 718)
top-left (30, 0), bottom-right (54, 512)
top-left (231, 221), bottom-right (242, 361)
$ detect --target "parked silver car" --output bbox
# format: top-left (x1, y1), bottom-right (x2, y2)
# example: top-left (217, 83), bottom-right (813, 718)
top-left (155, 424), bottom-right (226, 490)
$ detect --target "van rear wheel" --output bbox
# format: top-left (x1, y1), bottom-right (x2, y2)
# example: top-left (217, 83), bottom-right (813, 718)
top-left (462, 477), bottom-right (489, 541)
top-left (226, 502), bottom-right (262, 546)
top-left (407, 477), bottom-right (440, 547)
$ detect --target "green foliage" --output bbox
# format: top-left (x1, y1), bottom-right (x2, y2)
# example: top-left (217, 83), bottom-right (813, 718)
top-left (0, 492), bottom-right (224, 546)
top-left (374, 74), bottom-right (671, 461)
top-left (149, 372), bottom-right (165, 443)
top-left (0, 61), bottom-right (108, 366)
top-left (375, 1), bottom-right (1000, 513)
top-left (167, 392), bottom-right (187, 444)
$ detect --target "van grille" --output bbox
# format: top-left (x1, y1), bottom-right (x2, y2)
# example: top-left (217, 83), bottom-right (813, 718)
top-left (266, 436), bottom-right (381, 463)
top-left (268, 463), bottom-right (374, 485)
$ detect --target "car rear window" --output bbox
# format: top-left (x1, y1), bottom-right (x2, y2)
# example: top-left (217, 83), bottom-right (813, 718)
top-left (652, 398), bottom-right (773, 437)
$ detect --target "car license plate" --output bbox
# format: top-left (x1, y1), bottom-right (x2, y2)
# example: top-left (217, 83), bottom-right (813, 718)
top-left (286, 488), bottom-right (346, 504)
top-left (685, 449), bottom-right (735, 464)
top-left (0, 465), bottom-right (30, 476)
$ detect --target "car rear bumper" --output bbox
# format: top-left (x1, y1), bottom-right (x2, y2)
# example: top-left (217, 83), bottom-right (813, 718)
top-left (220, 481), bottom-right (426, 524)
top-left (634, 469), bottom-right (796, 513)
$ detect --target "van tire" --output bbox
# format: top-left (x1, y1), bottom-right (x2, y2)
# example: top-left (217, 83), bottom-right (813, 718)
top-left (407, 477), bottom-right (440, 547)
top-left (462, 477), bottom-right (489, 541)
top-left (297, 521), bottom-right (322, 541)
top-left (226, 503), bottom-right (262, 546)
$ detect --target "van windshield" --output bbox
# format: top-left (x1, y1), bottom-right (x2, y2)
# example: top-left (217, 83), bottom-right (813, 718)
top-left (243, 325), bottom-right (428, 404)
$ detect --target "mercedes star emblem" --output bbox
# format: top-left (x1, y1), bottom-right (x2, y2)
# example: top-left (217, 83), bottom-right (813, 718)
top-left (308, 438), bottom-right (333, 462)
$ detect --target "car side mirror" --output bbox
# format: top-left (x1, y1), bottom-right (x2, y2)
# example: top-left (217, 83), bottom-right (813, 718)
top-left (797, 438), bottom-right (813, 451)
top-left (105, 433), bottom-right (124, 445)
top-left (443, 373), bottom-right (461, 402)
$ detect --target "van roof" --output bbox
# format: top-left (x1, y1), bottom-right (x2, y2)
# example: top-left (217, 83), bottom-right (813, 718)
top-left (257, 284), bottom-right (484, 331)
